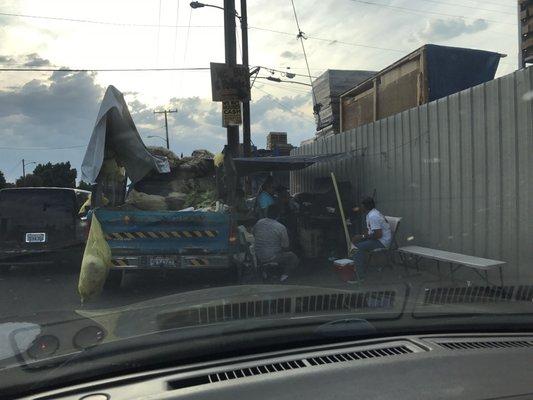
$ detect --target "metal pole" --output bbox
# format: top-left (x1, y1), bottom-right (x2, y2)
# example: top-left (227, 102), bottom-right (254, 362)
top-left (224, 0), bottom-right (240, 157)
top-left (22, 159), bottom-right (25, 178)
top-left (164, 110), bottom-right (169, 149)
top-left (240, 0), bottom-right (251, 157)
top-left (154, 109), bottom-right (177, 150)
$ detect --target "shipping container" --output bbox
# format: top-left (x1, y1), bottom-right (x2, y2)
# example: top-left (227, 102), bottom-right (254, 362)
top-left (340, 44), bottom-right (503, 132)
top-left (313, 69), bottom-right (376, 135)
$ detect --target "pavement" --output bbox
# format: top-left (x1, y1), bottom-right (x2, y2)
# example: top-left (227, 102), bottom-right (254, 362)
top-left (0, 259), bottom-right (442, 320)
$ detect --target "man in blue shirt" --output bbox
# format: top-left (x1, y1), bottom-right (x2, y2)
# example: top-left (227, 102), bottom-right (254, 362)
top-left (255, 178), bottom-right (276, 218)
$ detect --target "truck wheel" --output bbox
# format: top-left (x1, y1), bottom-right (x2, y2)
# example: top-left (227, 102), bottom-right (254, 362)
top-left (104, 270), bottom-right (124, 290)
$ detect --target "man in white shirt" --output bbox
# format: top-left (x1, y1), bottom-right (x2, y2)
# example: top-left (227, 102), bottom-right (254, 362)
top-left (253, 204), bottom-right (299, 282)
top-left (351, 197), bottom-right (392, 279)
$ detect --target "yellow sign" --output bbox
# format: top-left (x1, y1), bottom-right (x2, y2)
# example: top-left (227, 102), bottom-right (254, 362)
top-left (222, 100), bottom-right (242, 127)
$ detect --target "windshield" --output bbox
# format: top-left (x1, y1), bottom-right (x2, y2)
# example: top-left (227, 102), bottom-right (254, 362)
top-left (0, 0), bottom-right (531, 396)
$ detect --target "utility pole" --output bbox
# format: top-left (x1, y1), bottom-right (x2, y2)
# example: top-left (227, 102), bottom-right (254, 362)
top-left (224, 0), bottom-right (240, 157)
top-left (22, 159), bottom-right (25, 179)
top-left (153, 109), bottom-right (177, 149)
top-left (240, 0), bottom-right (251, 157)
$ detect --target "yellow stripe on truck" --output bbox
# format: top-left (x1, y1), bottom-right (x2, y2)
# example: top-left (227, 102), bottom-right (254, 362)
top-left (105, 230), bottom-right (219, 240)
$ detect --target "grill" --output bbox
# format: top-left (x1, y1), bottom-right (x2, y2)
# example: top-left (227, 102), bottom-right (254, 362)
top-left (295, 291), bottom-right (395, 313)
top-left (167, 344), bottom-right (413, 390)
top-left (208, 360), bottom-right (307, 383)
top-left (422, 286), bottom-right (515, 305)
top-left (158, 290), bottom-right (397, 330)
top-left (435, 340), bottom-right (533, 350)
top-left (306, 345), bottom-right (412, 366)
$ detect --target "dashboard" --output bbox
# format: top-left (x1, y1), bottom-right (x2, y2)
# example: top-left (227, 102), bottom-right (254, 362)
top-left (23, 333), bottom-right (533, 400)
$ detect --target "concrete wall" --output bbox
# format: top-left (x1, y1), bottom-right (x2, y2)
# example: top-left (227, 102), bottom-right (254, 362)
top-left (291, 67), bottom-right (533, 280)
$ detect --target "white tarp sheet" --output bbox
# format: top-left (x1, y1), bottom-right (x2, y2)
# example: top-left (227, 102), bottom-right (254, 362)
top-left (81, 85), bottom-right (170, 184)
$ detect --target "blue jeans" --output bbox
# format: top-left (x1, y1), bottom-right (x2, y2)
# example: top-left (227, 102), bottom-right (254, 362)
top-left (352, 239), bottom-right (384, 278)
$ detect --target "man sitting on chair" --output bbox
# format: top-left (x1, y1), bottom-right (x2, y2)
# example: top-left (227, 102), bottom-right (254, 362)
top-left (351, 197), bottom-right (392, 279)
top-left (253, 204), bottom-right (299, 282)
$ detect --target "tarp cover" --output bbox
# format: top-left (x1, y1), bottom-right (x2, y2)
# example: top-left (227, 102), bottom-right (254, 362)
top-left (81, 86), bottom-right (170, 184)
top-left (232, 153), bottom-right (350, 174)
top-left (425, 44), bottom-right (501, 102)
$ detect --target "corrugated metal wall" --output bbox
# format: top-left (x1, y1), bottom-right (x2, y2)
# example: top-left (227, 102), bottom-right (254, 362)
top-left (291, 67), bottom-right (533, 280)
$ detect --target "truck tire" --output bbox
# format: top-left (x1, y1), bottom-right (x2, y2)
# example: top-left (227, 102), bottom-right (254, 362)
top-left (104, 270), bottom-right (124, 291)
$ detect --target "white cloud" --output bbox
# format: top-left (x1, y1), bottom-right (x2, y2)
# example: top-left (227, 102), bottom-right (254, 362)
top-left (417, 19), bottom-right (489, 42)
top-left (0, 68), bottom-right (315, 182)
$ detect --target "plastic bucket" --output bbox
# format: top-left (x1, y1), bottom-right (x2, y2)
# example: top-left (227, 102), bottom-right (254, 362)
top-left (333, 259), bottom-right (356, 282)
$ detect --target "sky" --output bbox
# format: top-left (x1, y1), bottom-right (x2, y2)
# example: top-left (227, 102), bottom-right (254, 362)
top-left (0, 0), bottom-right (519, 182)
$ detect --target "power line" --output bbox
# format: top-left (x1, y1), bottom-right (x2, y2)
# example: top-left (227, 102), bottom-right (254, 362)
top-left (289, 0), bottom-right (319, 126)
top-left (256, 80), bottom-right (311, 95)
top-left (458, 0), bottom-right (515, 9)
top-left (248, 26), bottom-right (406, 53)
top-left (349, 0), bottom-right (516, 26)
top-left (415, 0), bottom-right (515, 15)
top-left (253, 65), bottom-right (318, 79)
top-left (172, 0), bottom-right (181, 64)
top-left (253, 85), bottom-right (315, 123)
top-left (0, 145), bottom-right (86, 150)
top-left (183, 7), bottom-right (193, 63)
top-left (0, 11), bottom-right (221, 28)
top-left (4, 160), bottom-right (22, 174)
top-left (0, 10), bottom-right (409, 54)
top-left (0, 67), bottom-right (210, 72)
top-left (156, 0), bottom-right (163, 65)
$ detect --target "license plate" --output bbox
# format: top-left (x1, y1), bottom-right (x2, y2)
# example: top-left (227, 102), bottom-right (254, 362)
top-left (25, 233), bottom-right (46, 243)
top-left (148, 256), bottom-right (177, 267)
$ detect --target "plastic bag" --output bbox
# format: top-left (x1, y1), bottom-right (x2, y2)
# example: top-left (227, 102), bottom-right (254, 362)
top-left (78, 215), bottom-right (112, 303)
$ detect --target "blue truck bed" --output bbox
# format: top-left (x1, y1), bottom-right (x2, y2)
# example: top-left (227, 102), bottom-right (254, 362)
top-left (94, 209), bottom-right (233, 270)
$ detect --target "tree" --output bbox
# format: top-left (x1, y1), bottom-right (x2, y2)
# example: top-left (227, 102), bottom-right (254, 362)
top-left (0, 170), bottom-right (6, 189)
top-left (77, 180), bottom-right (92, 191)
top-left (16, 174), bottom-right (44, 187)
top-left (32, 162), bottom-right (77, 188)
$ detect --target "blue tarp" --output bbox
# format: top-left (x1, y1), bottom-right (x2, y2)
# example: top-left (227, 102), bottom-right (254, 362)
top-left (425, 44), bottom-right (501, 102)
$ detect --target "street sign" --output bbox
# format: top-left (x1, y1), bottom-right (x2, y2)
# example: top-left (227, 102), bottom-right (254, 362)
top-left (222, 101), bottom-right (242, 127)
top-left (210, 62), bottom-right (250, 102)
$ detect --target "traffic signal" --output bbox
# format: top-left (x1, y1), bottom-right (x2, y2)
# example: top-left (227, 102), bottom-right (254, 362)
top-left (519, 0), bottom-right (533, 67)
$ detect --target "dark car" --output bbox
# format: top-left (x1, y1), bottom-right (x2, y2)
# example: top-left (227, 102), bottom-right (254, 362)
top-left (0, 187), bottom-right (90, 272)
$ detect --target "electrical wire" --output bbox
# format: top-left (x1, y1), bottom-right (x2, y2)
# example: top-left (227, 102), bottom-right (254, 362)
top-left (248, 26), bottom-right (405, 53)
top-left (172, 0), bottom-right (181, 64)
top-left (0, 145), bottom-right (86, 150)
top-left (156, 0), bottom-right (162, 65)
top-left (289, 0), bottom-right (319, 126)
top-left (4, 160), bottom-right (22, 174)
top-left (183, 8), bottom-right (193, 62)
top-left (253, 85), bottom-right (315, 123)
top-left (0, 11), bottom-right (409, 55)
top-left (253, 65), bottom-right (318, 79)
top-left (0, 67), bottom-right (210, 72)
top-left (257, 80), bottom-right (311, 95)
top-left (0, 11), bottom-right (221, 28)
top-left (349, 0), bottom-right (516, 26)
top-left (458, 0), bottom-right (515, 9)
top-left (415, 0), bottom-right (514, 15)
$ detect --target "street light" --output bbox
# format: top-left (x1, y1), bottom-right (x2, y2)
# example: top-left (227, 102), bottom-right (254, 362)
top-left (190, 0), bottom-right (250, 157)
top-left (22, 159), bottom-right (36, 178)
top-left (190, 2), bottom-right (239, 17)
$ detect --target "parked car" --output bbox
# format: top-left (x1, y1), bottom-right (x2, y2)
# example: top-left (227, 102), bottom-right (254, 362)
top-left (0, 187), bottom-right (90, 272)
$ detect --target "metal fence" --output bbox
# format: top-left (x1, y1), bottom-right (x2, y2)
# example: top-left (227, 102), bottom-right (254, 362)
top-left (291, 67), bottom-right (533, 280)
